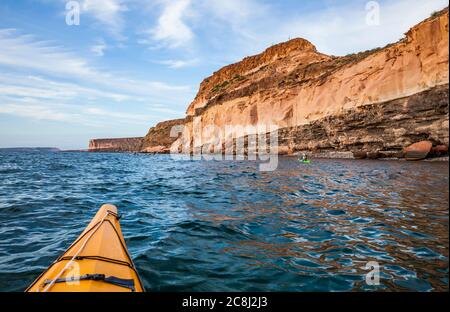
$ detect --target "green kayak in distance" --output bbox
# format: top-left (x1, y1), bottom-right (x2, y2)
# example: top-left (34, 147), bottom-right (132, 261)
top-left (299, 159), bottom-right (311, 164)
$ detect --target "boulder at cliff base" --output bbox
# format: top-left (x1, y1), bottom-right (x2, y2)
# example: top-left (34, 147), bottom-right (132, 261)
top-left (404, 141), bottom-right (433, 161)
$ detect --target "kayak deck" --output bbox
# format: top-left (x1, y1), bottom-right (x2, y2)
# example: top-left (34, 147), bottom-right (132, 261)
top-left (26, 204), bottom-right (144, 292)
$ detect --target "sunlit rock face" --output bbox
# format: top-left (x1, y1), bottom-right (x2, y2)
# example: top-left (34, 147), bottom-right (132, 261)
top-left (174, 8), bottom-right (449, 156)
top-left (140, 118), bottom-right (185, 154)
top-left (88, 137), bottom-right (143, 152)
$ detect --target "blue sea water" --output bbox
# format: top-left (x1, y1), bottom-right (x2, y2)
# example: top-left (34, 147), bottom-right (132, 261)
top-left (0, 152), bottom-right (448, 292)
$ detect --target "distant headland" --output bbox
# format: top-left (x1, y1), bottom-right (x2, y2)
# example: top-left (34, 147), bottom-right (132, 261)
top-left (0, 147), bottom-right (61, 153)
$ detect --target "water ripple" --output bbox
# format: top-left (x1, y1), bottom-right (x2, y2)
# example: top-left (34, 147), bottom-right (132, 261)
top-left (0, 152), bottom-right (448, 292)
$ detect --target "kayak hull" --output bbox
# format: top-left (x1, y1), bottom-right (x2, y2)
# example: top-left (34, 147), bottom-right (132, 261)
top-left (26, 204), bottom-right (144, 292)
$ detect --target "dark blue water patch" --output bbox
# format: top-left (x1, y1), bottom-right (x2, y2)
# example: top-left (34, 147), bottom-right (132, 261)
top-left (409, 247), bottom-right (445, 259)
top-left (0, 168), bottom-right (22, 174)
top-left (351, 217), bottom-right (372, 224)
top-left (384, 264), bottom-right (417, 278)
top-left (0, 152), bottom-right (448, 292)
top-left (326, 210), bottom-right (346, 216)
top-left (291, 258), bottom-right (323, 268)
top-left (168, 220), bottom-right (251, 242)
top-left (394, 277), bottom-right (434, 292)
top-left (400, 229), bottom-right (431, 239)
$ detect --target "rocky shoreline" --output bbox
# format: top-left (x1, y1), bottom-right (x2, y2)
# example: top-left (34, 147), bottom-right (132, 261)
top-left (291, 152), bottom-right (449, 162)
top-left (88, 8), bottom-right (449, 163)
top-left (173, 8), bottom-right (449, 161)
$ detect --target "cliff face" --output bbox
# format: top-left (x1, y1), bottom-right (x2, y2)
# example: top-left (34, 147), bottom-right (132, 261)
top-left (88, 137), bottom-right (143, 152)
top-left (281, 84), bottom-right (448, 153)
top-left (140, 118), bottom-right (185, 153)
top-left (175, 8), bottom-right (449, 155)
top-left (186, 38), bottom-right (329, 116)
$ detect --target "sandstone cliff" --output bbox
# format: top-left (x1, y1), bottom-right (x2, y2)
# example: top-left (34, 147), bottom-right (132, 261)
top-left (140, 118), bottom-right (185, 153)
top-left (175, 8), bottom-right (449, 156)
top-left (88, 137), bottom-right (143, 152)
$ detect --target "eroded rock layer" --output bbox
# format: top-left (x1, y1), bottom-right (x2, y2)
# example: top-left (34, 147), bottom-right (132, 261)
top-left (175, 8), bottom-right (449, 155)
top-left (88, 137), bottom-right (143, 152)
top-left (279, 84), bottom-right (449, 154)
top-left (140, 118), bottom-right (185, 153)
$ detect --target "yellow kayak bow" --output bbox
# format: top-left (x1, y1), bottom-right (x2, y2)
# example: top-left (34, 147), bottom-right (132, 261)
top-left (26, 204), bottom-right (144, 292)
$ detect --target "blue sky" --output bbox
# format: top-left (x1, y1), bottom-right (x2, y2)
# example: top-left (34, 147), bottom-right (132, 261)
top-left (0, 0), bottom-right (447, 149)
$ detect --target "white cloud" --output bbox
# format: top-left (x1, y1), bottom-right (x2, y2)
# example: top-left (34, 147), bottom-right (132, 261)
top-left (0, 29), bottom-right (192, 98)
top-left (0, 103), bottom-right (76, 122)
top-left (0, 73), bottom-right (134, 102)
top-left (91, 39), bottom-right (107, 56)
top-left (201, 0), bottom-right (268, 39)
top-left (149, 106), bottom-right (183, 115)
top-left (144, 0), bottom-right (264, 49)
top-left (0, 30), bottom-right (97, 78)
top-left (82, 0), bottom-right (128, 40)
top-left (143, 0), bottom-right (447, 60)
top-left (0, 93), bottom-right (152, 126)
top-left (82, 107), bottom-right (149, 122)
top-left (0, 103), bottom-right (153, 129)
top-left (197, 0), bottom-right (448, 57)
top-left (0, 84), bottom-right (73, 100)
top-left (156, 58), bottom-right (199, 69)
top-left (150, 0), bottom-right (194, 48)
top-left (0, 71), bottom-right (189, 127)
top-left (0, 29), bottom-right (194, 128)
top-left (260, 0), bottom-right (449, 56)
